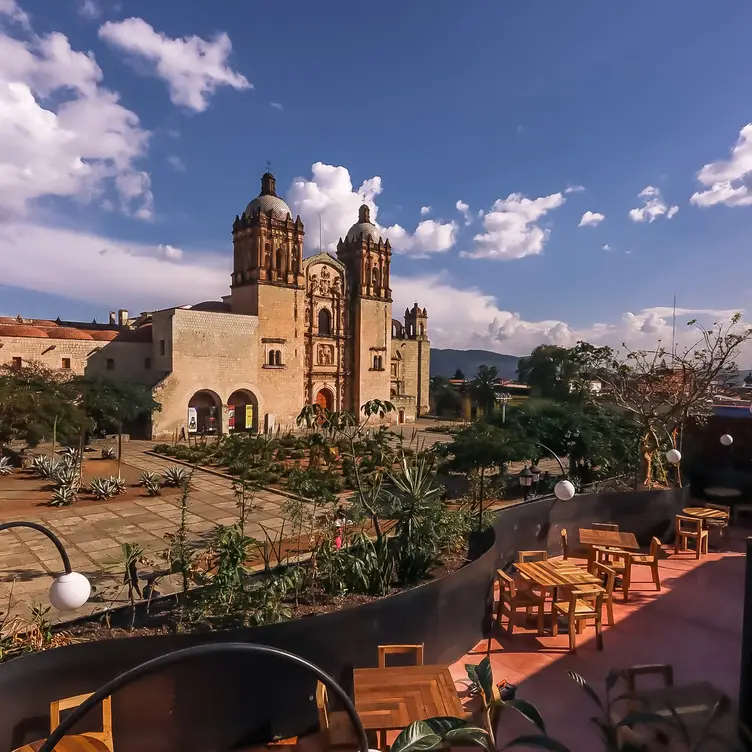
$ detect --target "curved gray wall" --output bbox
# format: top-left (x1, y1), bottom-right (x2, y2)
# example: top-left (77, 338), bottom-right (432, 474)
top-left (0, 486), bottom-right (687, 752)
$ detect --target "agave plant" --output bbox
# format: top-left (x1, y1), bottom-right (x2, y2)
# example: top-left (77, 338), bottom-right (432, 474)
top-left (144, 478), bottom-right (162, 497)
top-left (163, 466), bottom-right (189, 488)
top-left (101, 447), bottom-right (116, 460)
top-left (139, 470), bottom-right (161, 486)
top-left (0, 457), bottom-right (13, 476)
top-left (30, 455), bottom-right (58, 479)
top-left (90, 477), bottom-right (117, 500)
top-left (51, 466), bottom-right (81, 490)
top-left (109, 476), bottom-right (127, 494)
top-left (50, 484), bottom-right (78, 506)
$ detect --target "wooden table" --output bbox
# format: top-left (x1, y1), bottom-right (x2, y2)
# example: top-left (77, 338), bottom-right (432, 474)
top-left (579, 528), bottom-right (640, 550)
top-left (682, 506), bottom-right (729, 522)
top-left (515, 559), bottom-right (603, 589)
top-left (353, 665), bottom-right (464, 732)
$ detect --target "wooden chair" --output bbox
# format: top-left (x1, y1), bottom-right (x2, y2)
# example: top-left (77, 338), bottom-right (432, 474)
top-left (559, 529), bottom-right (588, 564)
top-left (552, 586), bottom-right (604, 653)
top-left (316, 681), bottom-right (361, 749)
top-left (675, 515), bottom-right (708, 559)
top-left (705, 503), bottom-right (731, 537)
top-left (592, 522), bottom-right (619, 531)
top-left (517, 550), bottom-right (548, 562)
top-left (629, 536), bottom-right (662, 591)
top-left (495, 569), bottom-right (545, 636)
top-left (595, 546), bottom-right (632, 601)
top-left (49, 693), bottom-right (114, 752)
top-left (377, 643), bottom-right (424, 668)
top-left (592, 561), bottom-right (616, 626)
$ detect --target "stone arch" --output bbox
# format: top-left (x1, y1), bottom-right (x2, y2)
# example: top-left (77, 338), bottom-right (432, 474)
top-left (228, 389), bottom-right (259, 433)
top-left (314, 387), bottom-right (334, 411)
top-left (188, 389), bottom-right (222, 435)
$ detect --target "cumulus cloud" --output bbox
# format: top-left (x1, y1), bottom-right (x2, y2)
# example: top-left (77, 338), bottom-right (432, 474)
top-left (460, 192), bottom-right (565, 260)
top-left (628, 185), bottom-right (679, 223)
top-left (99, 18), bottom-right (250, 112)
top-left (565, 185), bottom-right (585, 194)
top-left (0, 12), bottom-right (152, 218)
top-left (420, 205), bottom-right (431, 216)
top-left (455, 200), bottom-right (472, 225)
top-left (0, 0), bottom-right (29, 26)
top-left (602, 244), bottom-right (611, 251)
top-left (578, 210), bottom-right (604, 228)
top-left (690, 123), bottom-right (752, 208)
top-left (285, 162), bottom-right (457, 257)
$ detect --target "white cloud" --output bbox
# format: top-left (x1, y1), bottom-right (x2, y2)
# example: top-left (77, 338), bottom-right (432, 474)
top-left (602, 244), bottom-right (611, 251)
top-left (460, 192), bottom-right (565, 260)
top-left (628, 185), bottom-right (679, 222)
top-left (99, 18), bottom-right (250, 112)
top-left (270, 101), bottom-right (283, 110)
top-left (690, 124), bottom-right (752, 208)
top-left (167, 155), bottom-right (185, 171)
top-left (420, 205), bottom-right (431, 216)
top-left (0, 16), bottom-right (152, 219)
top-left (0, 0), bottom-right (29, 27)
top-left (285, 162), bottom-right (457, 257)
top-left (0, 223), bottom-right (225, 310)
top-left (77, 0), bottom-right (100, 20)
top-left (578, 210), bottom-right (604, 228)
top-left (565, 185), bottom-right (585, 194)
top-left (455, 200), bottom-right (472, 225)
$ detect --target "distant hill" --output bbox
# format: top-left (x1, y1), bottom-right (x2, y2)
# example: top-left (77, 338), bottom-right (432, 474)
top-left (430, 348), bottom-right (521, 380)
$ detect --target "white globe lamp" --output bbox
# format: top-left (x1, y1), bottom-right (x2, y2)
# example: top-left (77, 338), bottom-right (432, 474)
top-left (665, 448), bottom-right (682, 464)
top-left (720, 434), bottom-right (734, 447)
top-left (554, 479), bottom-right (576, 501)
top-left (48, 571), bottom-right (91, 611)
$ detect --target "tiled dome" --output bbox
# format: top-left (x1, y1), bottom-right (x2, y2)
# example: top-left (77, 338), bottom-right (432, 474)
top-left (245, 194), bottom-right (292, 220)
top-left (0, 325), bottom-right (49, 338)
top-left (345, 204), bottom-right (382, 243)
top-left (49, 328), bottom-right (94, 340)
top-left (89, 330), bottom-right (119, 341)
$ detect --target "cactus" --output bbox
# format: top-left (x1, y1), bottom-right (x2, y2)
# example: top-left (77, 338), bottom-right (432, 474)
top-left (162, 466), bottom-right (189, 488)
top-left (50, 485), bottom-right (78, 506)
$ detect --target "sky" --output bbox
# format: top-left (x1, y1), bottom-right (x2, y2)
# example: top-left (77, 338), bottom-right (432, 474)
top-left (2, 0), bottom-right (752, 359)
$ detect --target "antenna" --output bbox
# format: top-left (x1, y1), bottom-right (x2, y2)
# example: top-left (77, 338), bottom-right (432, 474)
top-left (265, 160), bottom-right (272, 173)
top-left (671, 293), bottom-right (677, 364)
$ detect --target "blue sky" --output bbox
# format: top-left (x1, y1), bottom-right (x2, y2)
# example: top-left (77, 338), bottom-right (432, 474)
top-left (2, 0), bottom-right (752, 356)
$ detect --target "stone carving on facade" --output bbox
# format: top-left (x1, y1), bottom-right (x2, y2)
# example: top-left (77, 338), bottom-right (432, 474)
top-left (332, 276), bottom-right (341, 296)
top-left (317, 344), bottom-right (334, 366)
top-left (309, 274), bottom-right (318, 293)
top-left (319, 266), bottom-right (331, 296)
top-left (304, 306), bottom-right (311, 326)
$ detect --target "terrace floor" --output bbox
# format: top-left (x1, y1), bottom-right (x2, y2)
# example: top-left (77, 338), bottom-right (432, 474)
top-left (450, 530), bottom-right (746, 752)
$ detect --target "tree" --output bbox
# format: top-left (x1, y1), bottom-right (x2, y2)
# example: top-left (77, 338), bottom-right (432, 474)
top-left (577, 314), bottom-right (752, 486)
top-left (452, 368), bottom-right (466, 380)
top-left (440, 422), bottom-right (533, 528)
top-left (430, 376), bottom-right (461, 417)
top-left (517, 345), bottom-right (579, 400)
top-left (471, 365), bottom-right (499, 416)
top-left (0, 362), bottom-right (80, 450)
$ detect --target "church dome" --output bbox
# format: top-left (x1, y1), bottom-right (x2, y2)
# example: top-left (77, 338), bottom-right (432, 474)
top-left (50, 328), bottom-right (94, 340)
top-left (244, 171), bottom-right (292, 220)
top-left (346, 204), bottom-right (382, 243)
top-left (0, 325), bottom-right (49, 338)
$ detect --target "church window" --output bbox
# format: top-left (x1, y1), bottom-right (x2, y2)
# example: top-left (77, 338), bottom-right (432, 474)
top-left (276, 248), bottom-right (283, 273)
top-left (11, 357), bottom-right (21, 369)
top-left (274, 350), bottom-right (282, 366)
top-left (419, 324), bottom-right (425, 336)
top-left (268, 350), bottom-right (276, 366)
top-left (318, 308), bottom-right (332, 336)
top-left (61, 358), bottom-right (71, 370)
top-left (372, 267), bottom-right (380, 287)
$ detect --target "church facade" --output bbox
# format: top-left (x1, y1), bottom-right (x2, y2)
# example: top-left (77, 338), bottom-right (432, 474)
top-left (0, 171), bottom-right (430, 439)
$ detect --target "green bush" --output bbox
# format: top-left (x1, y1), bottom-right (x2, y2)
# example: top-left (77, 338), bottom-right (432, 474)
top-left (290, 449), bottom-right (305, 459)
top-left (153, 443), bottom-right (171, 454)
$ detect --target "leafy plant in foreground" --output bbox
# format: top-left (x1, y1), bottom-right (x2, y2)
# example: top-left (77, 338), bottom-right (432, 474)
top-left (0, 456), bottom-right (12, 476)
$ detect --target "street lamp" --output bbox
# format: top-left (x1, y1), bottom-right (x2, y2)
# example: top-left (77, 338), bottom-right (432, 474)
top-left (533, 441), bottom-right (577, 502)
top-left (721, 434), bottom-right (734, 446)
top-left (530, 463), bottom-right (542, 496)
top-left (519, 466), bottom-right (533, 500)
top-left (666, 448), bottom-right (682, 465)
top-left (0, 521), bottom-right (90, 610)
top-left (497, 392), bottom-right (511, 423)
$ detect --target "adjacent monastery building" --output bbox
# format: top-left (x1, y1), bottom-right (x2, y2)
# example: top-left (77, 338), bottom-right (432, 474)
top-left (0, 171), bottom-right (430, 439)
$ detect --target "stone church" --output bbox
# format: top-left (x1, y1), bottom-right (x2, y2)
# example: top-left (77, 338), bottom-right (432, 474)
top-left (0, 171), bottom-right (430, 439)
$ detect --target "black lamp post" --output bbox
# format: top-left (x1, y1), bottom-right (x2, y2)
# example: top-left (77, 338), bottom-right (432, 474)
top-left (530, 463), bottom-right (542, 496)
top-left (519, 466), bottom-right (533, 500)
top-left (0, 521), bottom-right (90, 610)
top-left (37, 643), bottom-right (370, 752)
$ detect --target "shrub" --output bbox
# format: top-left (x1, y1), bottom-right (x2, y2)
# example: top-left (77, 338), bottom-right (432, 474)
top-left (30, 455), bottom-right (58, 479)
top-left (163, 466), bottom-right (189, 487)
top-left (89, 477), bottom-right (117, 500)
top-left (290, 449), bottom-right (305, 460)
top-left (0, 457), bottom-right (13, 476)
top-left (51, 465), bottom-right (81, 491)
top-left (144, 478), bottom-right (162, 496)
top-left (50, 485), bottom-right (77, 506)
top-left (100, 447), bottom-right (116, 460)
top-left (152, 443), bottom-right (171, 454)
top-left (139, 470), bottom-right (161, 486)
top-left (109, 475), bottom-right (127, 494)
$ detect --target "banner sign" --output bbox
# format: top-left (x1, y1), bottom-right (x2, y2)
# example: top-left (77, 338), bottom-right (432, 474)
top-left (187, 407), bottom-right (198, 434)
top-left (228, 406), bottom-right (235, 430)
top-left (245, 405), bottom-right (254, 430)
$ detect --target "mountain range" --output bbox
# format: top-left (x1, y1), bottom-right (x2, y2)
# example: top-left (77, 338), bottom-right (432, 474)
top-left (429, 349), bottom-right (521, 381)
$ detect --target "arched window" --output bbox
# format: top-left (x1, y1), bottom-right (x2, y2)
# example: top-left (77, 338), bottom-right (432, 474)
top-left (372, 267), bottom-right (380, 288)
top-left (275, 350), bottom-right (282, 366)
top-left (265, 244), bottom-right (272, 269)
top-left (419, 324), bottom-right (425, 336)
top-left (373, 355), bottom-right (379, 370)
top-left (318, 308), bottom-right (331, 336)
top-left (275, 248), bottom-right (283, 274)
top-left (268, 350), bottom-right (276, 366)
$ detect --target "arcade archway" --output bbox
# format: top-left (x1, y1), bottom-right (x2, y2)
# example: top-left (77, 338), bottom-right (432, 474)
top-left (314, 388), bottom-right (334, 412)
top-left (228, 389), bottom-right (259, 433)
top-left (188, 390), bottom-right (222, 435)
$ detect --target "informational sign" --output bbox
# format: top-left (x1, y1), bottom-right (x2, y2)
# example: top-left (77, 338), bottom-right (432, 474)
top-left (245, 404), bottom-right (254, 431)
top-left (228, 406), bottom-right (235, 431)
top-left (187, 407), bottom-right (198, 434)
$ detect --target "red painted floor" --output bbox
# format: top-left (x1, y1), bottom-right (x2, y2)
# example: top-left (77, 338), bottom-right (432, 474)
top-left (450, 531), bottom-right (746, 751)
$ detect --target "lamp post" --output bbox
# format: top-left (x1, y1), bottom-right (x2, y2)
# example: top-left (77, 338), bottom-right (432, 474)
top-left (519, 466), bottom-right (533, 500)
top-left (37, 643), bottom-right (370, 752)
top-left (535, 441), bottom-right (576, 501)
top-left (530, 463), bottom-right (542, 496)
top-left (497, 392), bottom-right (511, 424)
top-left (0, 521), bottom-right (90, 610)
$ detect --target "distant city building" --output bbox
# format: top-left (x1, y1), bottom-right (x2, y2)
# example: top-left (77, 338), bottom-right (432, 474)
top-left (0, 171), bottom-right (430, 439)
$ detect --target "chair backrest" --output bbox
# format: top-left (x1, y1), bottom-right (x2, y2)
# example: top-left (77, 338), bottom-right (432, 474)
top-left (571, 587), bottom-right (604, 614)
top-left (623, 664), bottom-right (674, 693)
top-left (676, 515), bottom-right (702, 534)
top-left (592, 522), bottom-right (619, 532)
top-left (649, 536), bottom-right (662, 558)
top-left (49, 693), bottom-right (113, 752)
top-left (560, 529), bottom-right (569, 559)
top-left (315, 681), bottom-right (329, 730)
top-left (705, 502), bottom-right (731, 515)
top-left (377, 643), bottom-right (424, 668)
top-left (497, 568), bottom-right (516, 599)
top-left (518, 550), bottom-right (548, 563)
top-left (593, 561), bottom-right (616, 597)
